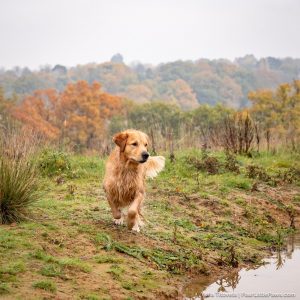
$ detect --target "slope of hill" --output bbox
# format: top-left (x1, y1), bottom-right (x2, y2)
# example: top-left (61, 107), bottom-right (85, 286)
top-left (1, 55), bottom-right (300, 109)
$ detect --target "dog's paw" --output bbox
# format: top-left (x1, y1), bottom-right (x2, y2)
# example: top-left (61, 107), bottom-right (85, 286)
top-left (131, 223), bottom-right (140, 232)
top-left (114, 217), bottom-right (124, 225)
top-left (137, 217), bottom-right (145, 227)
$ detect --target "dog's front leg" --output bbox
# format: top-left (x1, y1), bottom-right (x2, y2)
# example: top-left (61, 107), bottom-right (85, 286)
top-left (128, 192), bottom-right (144, 232)
top-left (107, 195), bottom-right (123, 225)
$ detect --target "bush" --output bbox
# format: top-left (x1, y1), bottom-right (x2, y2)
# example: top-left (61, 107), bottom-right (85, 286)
top-left (276, 167), bottom-right (300, 184)
top-left (37, 149), bottom-right (72, 177)
top-left (0, 131), bottom-right (40, 224)
top-left (246, 165), bottom-right (270, 181)
top-left (202, 157), bottom-right (220, 175)
top-left (187, 155), bottom-right (220, 175)
top-left (224, 152), bottom-right (240, 173)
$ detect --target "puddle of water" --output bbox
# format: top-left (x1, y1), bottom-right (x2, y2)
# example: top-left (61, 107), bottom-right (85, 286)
top-left (184, 234), bottom-right (300, 299)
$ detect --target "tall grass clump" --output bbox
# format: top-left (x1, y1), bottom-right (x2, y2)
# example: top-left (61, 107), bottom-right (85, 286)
top-left (0, 129), bottom-right (40, 224)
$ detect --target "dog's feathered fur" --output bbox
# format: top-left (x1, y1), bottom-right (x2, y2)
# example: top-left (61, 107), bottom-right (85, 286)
top-left (103, 129), bottom-right (165, 232)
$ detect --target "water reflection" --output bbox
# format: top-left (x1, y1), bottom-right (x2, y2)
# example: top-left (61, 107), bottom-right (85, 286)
top-left (184, 234), bottom-right (300, 299)
top-left (276, 250), bottom-right (285, 270)
top-left (215, 271), bottom-right (241, 292)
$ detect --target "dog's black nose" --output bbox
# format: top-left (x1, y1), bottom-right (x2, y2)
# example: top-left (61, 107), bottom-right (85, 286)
top-left (142, 152), bottom-right (149, 160)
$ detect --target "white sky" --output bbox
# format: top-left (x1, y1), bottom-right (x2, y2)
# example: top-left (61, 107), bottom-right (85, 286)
top-left (0, 0), bottom-right (299, 69)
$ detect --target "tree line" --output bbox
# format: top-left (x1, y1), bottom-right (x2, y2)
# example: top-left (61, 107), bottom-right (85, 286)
top-left (1, 55), bottom-right (300, 110)
top-left (1, 79), bottom-right (299, 154)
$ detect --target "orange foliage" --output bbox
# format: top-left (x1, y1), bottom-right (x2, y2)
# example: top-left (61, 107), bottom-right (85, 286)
top-left (12, 89), bottom-right (60, 140)
top-left (13, 81), bottom-right (124, 148)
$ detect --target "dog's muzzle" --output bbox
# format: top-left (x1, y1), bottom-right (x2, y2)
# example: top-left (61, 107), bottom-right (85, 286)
top-left (140, 151), bottom-right (149, 163)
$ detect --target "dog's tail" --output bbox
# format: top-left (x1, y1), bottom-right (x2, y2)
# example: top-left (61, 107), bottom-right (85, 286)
top-left (145, 156), bottom-right (165, 179)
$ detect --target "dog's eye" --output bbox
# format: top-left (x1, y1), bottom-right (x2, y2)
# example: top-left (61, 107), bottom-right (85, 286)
top-left (145, 143), bottom-right (148, 147)
top-left (132, 142), bottom-right (138, 146)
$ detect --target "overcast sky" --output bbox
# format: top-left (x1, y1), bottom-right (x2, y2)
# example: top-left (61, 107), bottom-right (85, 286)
top-left (0, 0), bottom-right (299, 69)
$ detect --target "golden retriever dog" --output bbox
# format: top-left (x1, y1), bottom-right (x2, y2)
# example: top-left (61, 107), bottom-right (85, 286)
top-left (103, 129), bottom-right (165, 232)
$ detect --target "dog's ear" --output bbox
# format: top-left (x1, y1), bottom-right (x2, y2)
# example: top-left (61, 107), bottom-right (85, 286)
top-left (113, 132), bottom-right (128, 152)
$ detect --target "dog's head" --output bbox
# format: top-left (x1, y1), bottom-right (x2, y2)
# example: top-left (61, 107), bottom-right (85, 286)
top-left (113, 129), bottom-right (150, 163)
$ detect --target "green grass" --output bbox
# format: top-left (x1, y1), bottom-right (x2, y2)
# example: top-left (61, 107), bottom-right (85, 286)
top-left (0, 283), bottom-right (10, 295)
top-left (31, 250), bottom-right (91, 273)
top-left (40, 264), bottom-right (63, 277)
top-left (0, 261), bottom-right (26, 275)
top-left (33, 280), bottom-right (57, 293)
top-left (107, 264), bottom-right (125, 280)
top-left (94, 254), bottom-right (124, 264)
top-left (0, 149), bottom-right (299, 298)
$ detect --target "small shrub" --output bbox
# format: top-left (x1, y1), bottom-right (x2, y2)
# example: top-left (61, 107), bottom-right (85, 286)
top-left (246, 165), bottom-right (270, 181)
top-left (187, 155), bottom-right (220, 175)
top-left (202, 157), bottom-right (220, 174)
top-left (186, 156), bottom-right (202, 170)
top-left (37, 149), bottom-right (72, 177)
top-left (33, 280), bottom-right (56, 293)
top-left (224, 152), bottom-right (240, 173)
top-left (276, 167), bottom-right (300, 184)
top-left (0, 131), bottom-right (40, 224)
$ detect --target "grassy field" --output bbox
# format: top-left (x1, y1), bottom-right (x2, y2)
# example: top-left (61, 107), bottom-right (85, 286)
top-left (0, 149), bottom-right (300, 299)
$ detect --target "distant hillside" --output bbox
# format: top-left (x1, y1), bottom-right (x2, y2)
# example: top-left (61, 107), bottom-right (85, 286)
top-left (1, 55), bottom-right (300, 109)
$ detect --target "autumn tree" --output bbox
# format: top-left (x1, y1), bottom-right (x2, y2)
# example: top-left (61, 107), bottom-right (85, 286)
top-left (248, 80), bottom-right (300, 149)
top-left (13, 81), bottom-right (124, 150)
top-left (13, 89), bottom-right (60, 140)
top-left (59, 81), bottom-right (124, 149)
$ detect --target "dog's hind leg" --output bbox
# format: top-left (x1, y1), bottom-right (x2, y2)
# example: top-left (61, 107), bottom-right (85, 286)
top-left (128, 192), bottom-right (144, 232)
